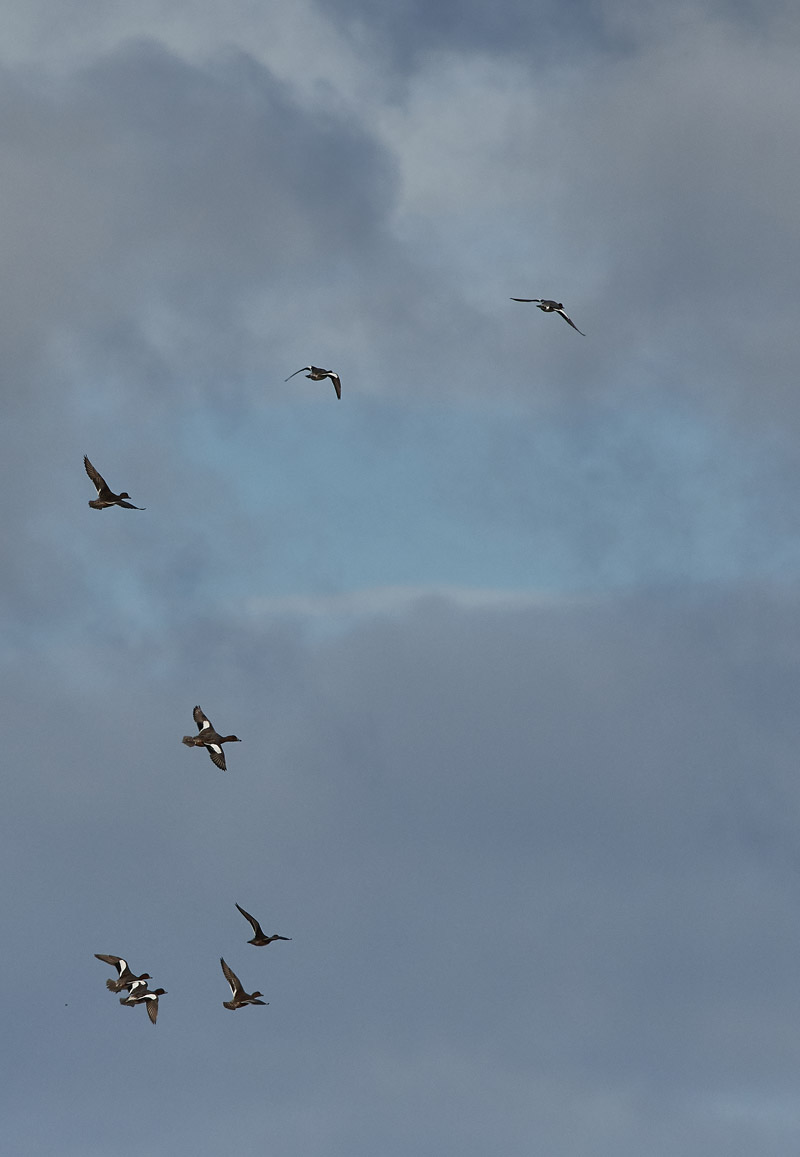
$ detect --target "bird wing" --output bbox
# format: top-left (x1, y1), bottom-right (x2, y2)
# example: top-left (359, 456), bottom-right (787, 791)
top-left (556, 309), bottom-right (585, 335)
top-left (95, 953), bottom-right (126, 974)
top-left (220, 957), bottom-right (241, 997)
top-left (284, 367), bottom-right (309, 382)
top-left (235, 903), bottom-right (265, 939)
top-left (117, 499), bottom-right (145, 510)
top-left (84, 456), bottom-right (110, 496)
top-left (510, 298), bottom-right (543, 303)
top-left (327, 372), bottom-right (342, 399)
top-left (206, 743), bottom-right (227, 771)
top-left (145, 995), bottom-right (159, 1024)
top-left (193, 706), bottom-right (212, 733)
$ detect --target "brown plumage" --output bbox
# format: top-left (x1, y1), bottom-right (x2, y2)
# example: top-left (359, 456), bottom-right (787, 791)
top-left (119, 986), bottom-right (167, 1024)
top-left (182, 706), bottom-right (241, 771)
top-left (84, 456), bottom-right (145, 509)
top-left (220, 957), bottom-right (267, 1010)
top-left (235, 902), bottom-right (292, 946)
top-left (95, 953), bottom-right (152, 992)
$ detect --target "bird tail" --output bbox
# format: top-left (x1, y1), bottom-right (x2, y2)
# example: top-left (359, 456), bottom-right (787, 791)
top-left (182, 735), bottom-right (195, 746)
top-left (106, 978), bottom-right (120, 992)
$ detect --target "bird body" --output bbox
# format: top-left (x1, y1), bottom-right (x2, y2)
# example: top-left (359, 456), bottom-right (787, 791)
top-left (235, 902), bottom-right (292, 946)
top-left (220, 957), bottom-right (267, 1010)
top-left (182, 706), bottom-right (240, 771)
top-left (510, 298), bottom-right (585, 335)
top-left (118, 977), bottom-right (150, 999)
top-left (285, 365), bottom-right (342, 399)
top-left (95, 954), bottom-right (152, 992)
top-left (120, 986), bottom-right (166, 1024)
top-left (84, 456), bottom-right (145, 509)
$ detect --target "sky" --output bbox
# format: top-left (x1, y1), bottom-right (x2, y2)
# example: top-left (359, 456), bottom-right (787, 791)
top-left (2, 0), bottom-right (800, 1153)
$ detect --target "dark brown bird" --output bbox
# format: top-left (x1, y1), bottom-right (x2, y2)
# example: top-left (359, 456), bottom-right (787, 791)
top-left (235, 903), bottom-right (292, 947)
top-left (182, 706), bottom-right (241, 771)
top-left (119, 986), bottom-right (167, 1024)
top-left (510, 298), bottom-right (585, 335)
top-left (220, 957), bottom-right (267, 1010)
top-left (84, 456), bottom-right (145, 509)
top-left (95, 953), bottom-right (152, 993)
top-left (284, 366), bottom-right (342, 399)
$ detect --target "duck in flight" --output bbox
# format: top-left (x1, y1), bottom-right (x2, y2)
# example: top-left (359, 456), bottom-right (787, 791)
top-left (182, 706), bottom-right (241, 771)
top-left (220, 957), bottom-right (268, 1010)
top-left (84, 456), bottom-right (145, 509)
top-left (95, 953), bottom-right (152, 993)
top-left (119, 985), bottom-right (167, 1024)
top-left (284, 366), bottom-right (342, 399)
top-left (510, 299), bottom-right (585, 336)
top-left (235, 902), bottom-right (292, 947)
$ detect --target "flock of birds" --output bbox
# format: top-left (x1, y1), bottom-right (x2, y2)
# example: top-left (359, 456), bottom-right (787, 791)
top-left (87, 300), bottom-right (581, 1024)
top-left (93, 697), bottom-right (289, 1023)
top-left (95, 902), bottom-right (290, 1023)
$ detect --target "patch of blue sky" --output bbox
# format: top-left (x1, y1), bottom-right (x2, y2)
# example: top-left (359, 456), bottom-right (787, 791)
top-left (177, 394), bottom-right (800, 607)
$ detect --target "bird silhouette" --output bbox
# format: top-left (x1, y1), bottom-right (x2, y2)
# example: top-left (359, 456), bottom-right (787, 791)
top-left (284, 366), bottom-right (342, 399)
top-left (510, 298), bottom-right (585, 335)
top-left (84, 456), bottom-right (145, 509)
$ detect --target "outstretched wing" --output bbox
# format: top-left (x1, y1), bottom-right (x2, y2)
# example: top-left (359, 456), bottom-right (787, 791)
top-left (284, 367), bottom-right (309, 382)
top-left (235, 903), bottom-right (265, 940)
top-left (193, 706), bottom-right (212, 733)
top-left (556, 309), bottom-right (585, 336)
top-left (95, 953), bottom-right (126, 975)
top-left (84, 456), bottom-right (109, 496)
top-left (327, 372), bottom-right (342, 400)
top-left (220, 957), bottom-right (241, 997)
top-left (206, 744), bottom-right (227, 772)
top-left (510, 298), bottom-right (543, 303)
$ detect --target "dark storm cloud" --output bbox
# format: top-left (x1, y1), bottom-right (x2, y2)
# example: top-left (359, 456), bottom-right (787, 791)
top-left (0, 39), bottom-right (396, 389)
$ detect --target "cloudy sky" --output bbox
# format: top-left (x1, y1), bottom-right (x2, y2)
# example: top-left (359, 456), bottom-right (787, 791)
top-left (3, 0), bottom-right (800, 1152)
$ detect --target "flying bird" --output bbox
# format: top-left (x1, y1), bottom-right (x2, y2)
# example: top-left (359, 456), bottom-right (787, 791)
top-left (84, 456), bottom-right (145, 509)
top-left (220, 957), bottom-right (268, 1010)
top-left (95, 954), bottom-right (152, 993)
top-left (510, 298), bottom-right (585, 336)
top-left (235, 903), bottom-right (292, 947)
top-left (284, 366), bottom-right (342, 399)
top-left (119, 977), bottom-right (150, 999)
top-left (119, 986), bottom-right (167, 1024)
top-left (182, 706), bottom-right (241, 771)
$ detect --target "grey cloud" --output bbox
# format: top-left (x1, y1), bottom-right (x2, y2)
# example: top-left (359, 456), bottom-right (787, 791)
top-left (0, 40), bottom-right (397, 398)
top-left (5, 587), bottom-right (800, 1153)
top-left (2, 7), bottom-right (800, 1154)
top-left (3, 10), bottom-right (798, 429)
top-left (316, 0), bottom-right (794, 73)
